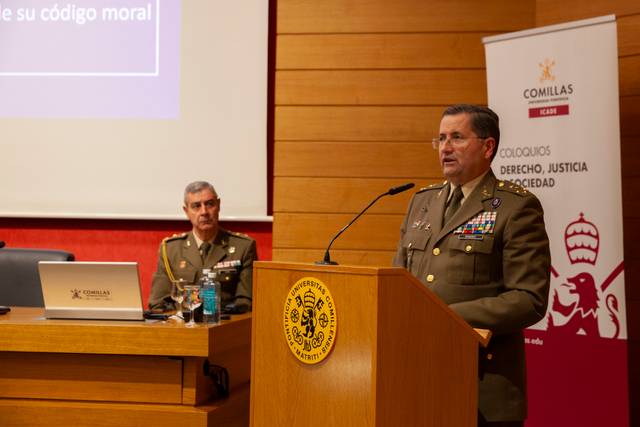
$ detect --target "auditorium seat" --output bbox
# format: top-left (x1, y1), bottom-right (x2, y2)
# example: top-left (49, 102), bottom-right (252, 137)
top-left (0, 247), bottom-right (75, 307)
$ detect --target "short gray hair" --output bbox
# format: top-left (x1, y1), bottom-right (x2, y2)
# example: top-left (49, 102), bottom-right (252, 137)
top-left (183, 181), bottom-right (218, 205)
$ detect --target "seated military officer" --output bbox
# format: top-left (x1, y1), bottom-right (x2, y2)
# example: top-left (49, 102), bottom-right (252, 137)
top-left (148, 181), bottom-right (257, 312)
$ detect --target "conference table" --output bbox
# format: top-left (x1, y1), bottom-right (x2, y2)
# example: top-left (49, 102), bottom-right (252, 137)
top-left (0, 307), bottom-right (251, 427)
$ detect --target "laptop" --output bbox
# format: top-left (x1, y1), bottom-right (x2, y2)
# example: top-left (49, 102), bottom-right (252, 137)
top-left (38, 261), bottom-right (144, 320)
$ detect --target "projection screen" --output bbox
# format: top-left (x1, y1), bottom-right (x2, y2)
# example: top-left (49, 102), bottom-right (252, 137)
top-left (0, 0), bottom-right (269, 220)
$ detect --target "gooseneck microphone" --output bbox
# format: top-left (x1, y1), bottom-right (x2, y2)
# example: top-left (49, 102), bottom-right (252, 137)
top-left (316, 183), bottom-right (415, 265)
top-left (386, 182), bottom-right (415, 195)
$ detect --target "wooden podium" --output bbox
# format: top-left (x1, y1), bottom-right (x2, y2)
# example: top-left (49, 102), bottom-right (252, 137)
top-left (0, 308), bottom-right (251, 427)
top-left (250, 262), bottom-right (489, 427)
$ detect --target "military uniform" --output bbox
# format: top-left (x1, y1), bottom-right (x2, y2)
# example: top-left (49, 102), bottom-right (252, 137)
top-left (148, 228), bottom-right (257, 311)
top-left (393, 169), bottom-right (550, 422)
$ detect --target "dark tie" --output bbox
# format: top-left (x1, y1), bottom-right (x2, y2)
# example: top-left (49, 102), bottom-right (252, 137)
top-left (443, 186), bottom-right (463, 225)
top-left (200, 242), bottom-right (211, 261)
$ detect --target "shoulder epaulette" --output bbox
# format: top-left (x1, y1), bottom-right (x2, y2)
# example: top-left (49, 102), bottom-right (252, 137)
top-left (416, 180), bottom-right (447, 194)
top-left (163, 232), bottom-right (188, 243)
top-left (229, 231), bottom-right (252, 240)
top-left (496, 180), bottom-right (529, 196)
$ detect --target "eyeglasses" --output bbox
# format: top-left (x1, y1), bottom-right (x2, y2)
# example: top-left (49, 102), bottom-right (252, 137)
top-left (431, 135), bottom-right (487, 150)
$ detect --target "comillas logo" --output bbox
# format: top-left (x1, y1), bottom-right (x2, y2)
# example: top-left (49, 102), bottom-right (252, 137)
top-left (522, 58), bottom-right (573, 119)
top-left (69, 288), bottom-right (112, 301)
top-left (523, 85), bottom-right (574, 99)
top-left (538, 58), bottom-right (555, 83)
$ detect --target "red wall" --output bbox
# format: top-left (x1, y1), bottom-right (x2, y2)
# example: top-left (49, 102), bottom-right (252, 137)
top-left (0, 218), bottom-right (272, 307)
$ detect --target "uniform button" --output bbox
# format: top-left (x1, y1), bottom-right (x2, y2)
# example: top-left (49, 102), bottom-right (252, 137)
top-left (426, 274), bottom-right (435, 282)
top-left (432, 248), bottom-right (440, 256)
top-left (465, 245), bottom-right (473, 253)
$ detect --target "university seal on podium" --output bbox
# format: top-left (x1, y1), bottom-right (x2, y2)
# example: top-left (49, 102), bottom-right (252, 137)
top-left (283, 277), bottom-right (337, 365)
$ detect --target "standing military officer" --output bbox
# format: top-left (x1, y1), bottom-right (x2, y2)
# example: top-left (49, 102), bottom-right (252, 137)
top-left (148, 181), bottom-right (257, 311)
top-left (393, 105), bottom-right (550, 427)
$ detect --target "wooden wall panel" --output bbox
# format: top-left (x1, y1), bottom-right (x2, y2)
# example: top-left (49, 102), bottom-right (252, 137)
top-left (620, 55), bottom-right (640, 96)
top-left (625, 264), bottom-right (640, 301)
top-left (623, 218), bottom-right (640, 259)
top-left (277, 33), bottom-right (488, 70)
top-left (629, 300), bottom-right (640, 337)
top-left (274, 177), bottom-right (438, 214)
top-left (620, 97), bottom-right (640, 136)
top-left (278, 0), bottom-right (534, 33)
top-left (618, 14), bottom-right (640, 57)
top-left (621, 137), bottom-right (640, 178)
top-left (622, 176), bottom-right (640, 214)
top-left (275, 106), bottom-right (442, 142)
top-left (273, 213), bottom-right (403, 250)
top-left (275, 142), bottom-right (441, 178)
top-left (273, 1), bottom-right (534, 266)
top-left (536, 0), bottom-right (640, 26)
top-left (276, 70), bottom-right (487, 105)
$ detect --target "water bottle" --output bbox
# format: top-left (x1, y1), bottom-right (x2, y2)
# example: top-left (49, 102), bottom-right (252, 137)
top-left (191, 269), bottom-right (211, 323)
top-left (202, 271), bottom-right (221, 324)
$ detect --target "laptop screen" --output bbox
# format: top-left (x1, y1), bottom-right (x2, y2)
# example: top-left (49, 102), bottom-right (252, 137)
top-left (38, 261), bottom-right (144, 320)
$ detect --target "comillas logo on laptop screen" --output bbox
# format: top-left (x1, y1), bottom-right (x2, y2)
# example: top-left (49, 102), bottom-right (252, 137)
top-left (71, 289), bottom-right (112, 301)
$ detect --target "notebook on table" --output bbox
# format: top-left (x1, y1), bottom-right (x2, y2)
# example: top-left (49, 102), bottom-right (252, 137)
top-left (38, 261), bottom-right (144, 320)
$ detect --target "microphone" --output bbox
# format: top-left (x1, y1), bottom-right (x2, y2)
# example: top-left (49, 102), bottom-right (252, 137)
top-left (316, 182), bottom-right (415, 265)
top-left (0, 241), bottom-right (5, 249)
top-left (387, 182), bottom-right (415, 195)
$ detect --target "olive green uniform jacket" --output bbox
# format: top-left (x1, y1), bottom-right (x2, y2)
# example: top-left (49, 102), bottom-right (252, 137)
top-left (393, 170), bottom-right (550, 422)
top-left (148, 228), bottom-right (257, 311)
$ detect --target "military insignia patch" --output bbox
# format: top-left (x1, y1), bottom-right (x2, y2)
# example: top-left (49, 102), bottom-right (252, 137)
top-left (411, 220), bottom-right (430, 230)
top-left (453, 211), bottom-right (497, 235)
top-left (283, 277), bottom-right (337, 365)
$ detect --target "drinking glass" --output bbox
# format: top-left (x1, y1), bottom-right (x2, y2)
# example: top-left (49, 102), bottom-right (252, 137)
top-left (170, 279), bottom-right (188, 319)
top-left (183, 284), bottom-right (202, 327)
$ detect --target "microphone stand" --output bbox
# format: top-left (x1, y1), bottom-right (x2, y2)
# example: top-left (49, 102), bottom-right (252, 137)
top-left (316, 183), bottom-right (414, 265)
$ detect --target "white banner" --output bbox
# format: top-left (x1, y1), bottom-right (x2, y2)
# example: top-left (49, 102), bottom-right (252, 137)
top-left (484, 15), bottom-right (628, 427)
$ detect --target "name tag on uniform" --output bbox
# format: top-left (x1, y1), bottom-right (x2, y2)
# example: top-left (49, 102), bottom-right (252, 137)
top-left (458, 234), bottom-right (484, 240)
top-left (214, 259), bottom-right (241, 269)
top-left (454, 211), bottom-right (497, 235)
